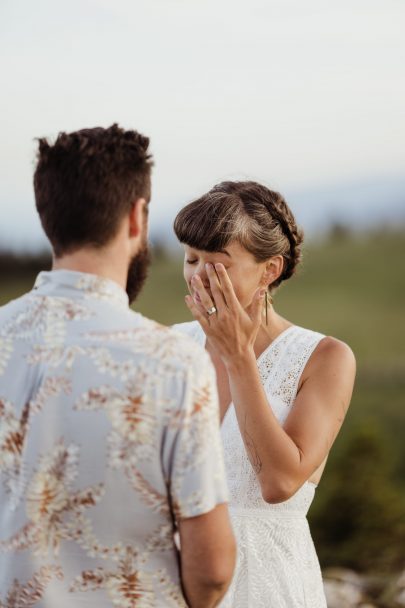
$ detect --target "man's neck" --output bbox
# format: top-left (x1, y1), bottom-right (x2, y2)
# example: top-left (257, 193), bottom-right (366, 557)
top-left (52, 247), bottom-right (128, 292)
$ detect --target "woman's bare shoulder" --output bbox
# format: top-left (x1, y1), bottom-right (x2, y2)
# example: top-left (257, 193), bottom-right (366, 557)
top-left (304, 335), bottom-right (356, 379)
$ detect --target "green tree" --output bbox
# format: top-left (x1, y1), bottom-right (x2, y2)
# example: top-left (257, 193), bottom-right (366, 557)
top-left (309, 422), bottom-right (405, 573)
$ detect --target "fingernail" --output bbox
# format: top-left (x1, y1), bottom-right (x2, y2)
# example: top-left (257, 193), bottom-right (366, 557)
top-left (206, 263), bottom-right (213, 270)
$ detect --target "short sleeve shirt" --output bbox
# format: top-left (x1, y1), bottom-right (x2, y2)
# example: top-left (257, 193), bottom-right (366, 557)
top-left (0, 270), bottom-right (229, 607)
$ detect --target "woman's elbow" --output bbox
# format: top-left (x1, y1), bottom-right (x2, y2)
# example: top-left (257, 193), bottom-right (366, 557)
top-left (261, 479), bottom-right (299, 504)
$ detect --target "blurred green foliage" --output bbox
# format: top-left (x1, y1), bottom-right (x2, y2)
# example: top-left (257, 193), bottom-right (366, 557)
top-left (310, 422), bottom-right (405, 574)
top-left (1, 227), bottom-right (404, 574)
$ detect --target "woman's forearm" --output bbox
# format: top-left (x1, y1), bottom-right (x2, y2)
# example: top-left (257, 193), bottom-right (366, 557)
top-left (225, 350), bottom-right (305, 502)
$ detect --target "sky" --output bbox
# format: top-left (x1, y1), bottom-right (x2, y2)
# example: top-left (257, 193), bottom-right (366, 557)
top-left (1, 0), bottom-right (404, 249)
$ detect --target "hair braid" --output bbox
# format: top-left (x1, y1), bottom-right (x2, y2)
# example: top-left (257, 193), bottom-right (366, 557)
top-left (265, 194), bottom-right (304, 282)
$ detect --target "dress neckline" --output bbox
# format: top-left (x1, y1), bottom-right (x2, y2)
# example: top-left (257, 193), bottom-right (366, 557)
top-left (197, 323), bottom-right (297, 362)
top-left (196, 324), bottom-right (297, 428)
top-left (256, 325), bottom-right (297, 365)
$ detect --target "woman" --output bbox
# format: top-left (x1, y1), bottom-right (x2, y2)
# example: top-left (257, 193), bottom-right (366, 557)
top-left (172, 181), bottom-right (356, 608)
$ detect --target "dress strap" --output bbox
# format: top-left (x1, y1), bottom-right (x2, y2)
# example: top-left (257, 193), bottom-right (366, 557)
top-left (259, 326), bottom-right (326, 407)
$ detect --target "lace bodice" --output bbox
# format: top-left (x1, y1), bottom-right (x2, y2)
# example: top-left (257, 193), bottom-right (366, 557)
top-left (172, 322), bottom-right (325, 515)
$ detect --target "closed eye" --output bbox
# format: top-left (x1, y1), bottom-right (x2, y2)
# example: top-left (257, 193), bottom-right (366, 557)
top-left (186, 258), bottom-right (230, 270)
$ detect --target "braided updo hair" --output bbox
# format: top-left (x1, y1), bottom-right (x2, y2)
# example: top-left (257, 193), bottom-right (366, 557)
top-left (174, 181), bottom-right (303, 291)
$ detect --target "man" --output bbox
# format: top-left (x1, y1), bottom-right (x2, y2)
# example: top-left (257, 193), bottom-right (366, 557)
top-left (0, 124), bottom-right (236, 607)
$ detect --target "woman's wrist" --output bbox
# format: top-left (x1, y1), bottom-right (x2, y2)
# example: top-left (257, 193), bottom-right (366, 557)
top-left (223, 346), bottom-right (256, 373)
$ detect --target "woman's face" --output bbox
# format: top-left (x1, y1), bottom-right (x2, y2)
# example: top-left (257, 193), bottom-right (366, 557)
top-left (183, 241), bottom-right (269, 309)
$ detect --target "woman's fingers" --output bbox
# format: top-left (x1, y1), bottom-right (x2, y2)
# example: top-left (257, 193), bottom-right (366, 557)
top-left (214, 264), bottom-right (240, 310)
top-left (205, 264), bottom-right (226, 312)
top-left (191, 275), bottom-right (215, 310)
top-left (185, 296), bottom-right (210, 330)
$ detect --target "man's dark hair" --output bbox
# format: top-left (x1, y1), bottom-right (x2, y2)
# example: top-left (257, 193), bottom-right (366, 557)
top-left (34, 124), bottom-right (153, 256)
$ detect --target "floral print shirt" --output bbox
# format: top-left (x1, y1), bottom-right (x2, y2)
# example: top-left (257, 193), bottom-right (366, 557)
top-left (0, 270), bottom-right (228, 607)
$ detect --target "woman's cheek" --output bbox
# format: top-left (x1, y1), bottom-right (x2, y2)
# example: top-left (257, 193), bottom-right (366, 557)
top-left (231, 285), bottom-right (245, 305)
top-left (226, 274), bottom-right (244, 304)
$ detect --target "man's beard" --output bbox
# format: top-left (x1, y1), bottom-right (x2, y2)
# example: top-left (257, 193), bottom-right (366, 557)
top-left (126, 240), bottom-right (151, 304)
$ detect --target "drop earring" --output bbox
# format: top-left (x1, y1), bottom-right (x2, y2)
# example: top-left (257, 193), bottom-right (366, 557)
top-left (265, 291), bottom-right (273, 326)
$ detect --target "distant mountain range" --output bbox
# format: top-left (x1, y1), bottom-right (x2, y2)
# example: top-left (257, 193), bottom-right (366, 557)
top-left (152, 174), bottom-right (405, 250)
top-left (285, 174), bottom-right (405, 235)
top-left (1, 174), bottom-right (404, 252)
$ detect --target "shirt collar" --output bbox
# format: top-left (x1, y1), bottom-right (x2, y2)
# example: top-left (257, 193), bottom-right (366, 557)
top-left (33, 270), bottom-right (129, 310)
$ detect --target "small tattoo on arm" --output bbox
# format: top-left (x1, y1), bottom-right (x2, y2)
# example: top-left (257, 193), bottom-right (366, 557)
top-left (243, 414), bottom-right (263, 475)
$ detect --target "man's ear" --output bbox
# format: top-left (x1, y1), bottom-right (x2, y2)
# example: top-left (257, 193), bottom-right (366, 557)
top-left (128, 198), bottom-right (147, 238)
top-left (261, 256), bottom-right (284, 287)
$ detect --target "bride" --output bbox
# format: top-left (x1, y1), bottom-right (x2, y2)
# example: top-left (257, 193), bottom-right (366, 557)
top-left (172, 181), bottom-right (356, 607)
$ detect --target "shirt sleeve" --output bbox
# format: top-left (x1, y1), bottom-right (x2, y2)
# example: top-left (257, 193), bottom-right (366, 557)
top-left (162, 348), bottom-right (229, 521)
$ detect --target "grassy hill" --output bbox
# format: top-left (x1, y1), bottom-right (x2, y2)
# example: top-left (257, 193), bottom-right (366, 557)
top-left (131, 229), bottom-right (405, 573)
top-left (1, 228), bottom-right (405, 573)
top-left (139, 232), bottom-right (405, 461)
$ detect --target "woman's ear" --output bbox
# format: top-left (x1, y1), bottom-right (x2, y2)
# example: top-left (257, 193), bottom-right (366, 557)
top-left (262, 256), bottom-right (284, 287)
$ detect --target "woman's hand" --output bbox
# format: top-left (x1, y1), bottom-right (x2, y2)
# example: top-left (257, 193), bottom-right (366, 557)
top-left (185, 263), bottom-right (266, 366)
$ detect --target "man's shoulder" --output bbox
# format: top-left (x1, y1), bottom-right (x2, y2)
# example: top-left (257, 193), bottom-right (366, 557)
top-left (171, 320), bottom-right (201, 340)
top-left (0, 291), bottom-right (31, 321)
top-left (135, 316), bottom-right (208, 369)
top-left (89, 313), bottom-right (208, 376)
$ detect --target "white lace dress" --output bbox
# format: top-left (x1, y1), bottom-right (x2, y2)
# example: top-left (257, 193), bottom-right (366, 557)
top-left (172, 321), bottom-right (328, 608)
